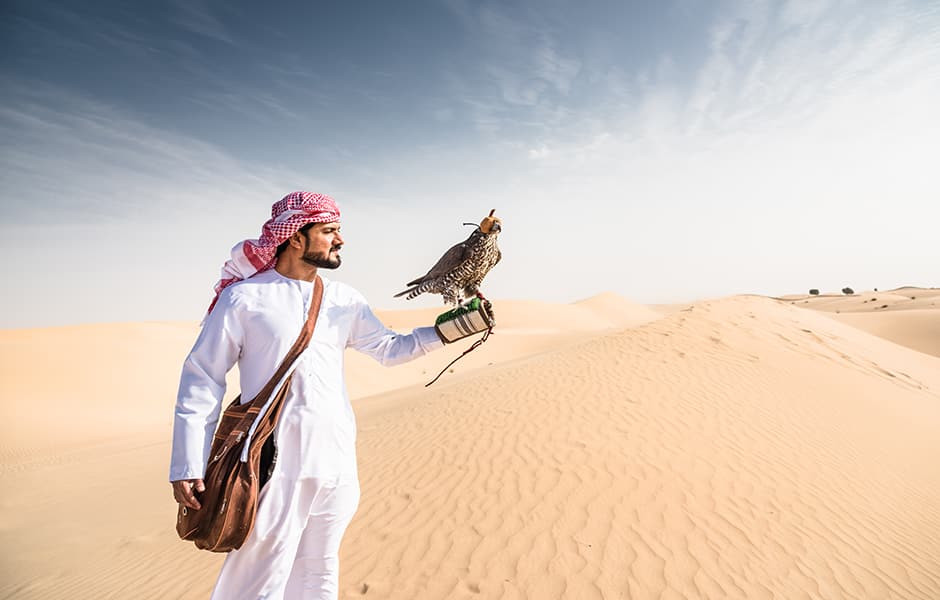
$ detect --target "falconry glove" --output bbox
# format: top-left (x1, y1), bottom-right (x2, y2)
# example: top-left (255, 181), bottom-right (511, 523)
top-left (434, 296), bottom-right (495, 344)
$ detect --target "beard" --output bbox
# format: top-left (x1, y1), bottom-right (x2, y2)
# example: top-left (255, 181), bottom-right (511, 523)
top-left (301, 246), bottom-right (342, 269)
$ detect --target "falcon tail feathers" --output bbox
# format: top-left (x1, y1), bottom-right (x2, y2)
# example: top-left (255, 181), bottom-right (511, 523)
top-left (394, 285), bottom-right (427, 300)
top-left (395, 280), bottom-right (435, 300)
top-left (393, 287), bottom-right (418, 299)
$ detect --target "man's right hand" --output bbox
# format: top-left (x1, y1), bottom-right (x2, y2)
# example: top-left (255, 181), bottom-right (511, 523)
top-left (172, 479), bottom-right (205, 510)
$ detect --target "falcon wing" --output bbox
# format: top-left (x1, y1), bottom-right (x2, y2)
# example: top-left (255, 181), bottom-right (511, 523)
top-left (404, 240), bottom-right (471, 286)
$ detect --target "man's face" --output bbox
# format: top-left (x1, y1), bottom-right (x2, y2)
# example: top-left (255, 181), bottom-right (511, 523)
top-left (300, 222), bottom-right (344, 269)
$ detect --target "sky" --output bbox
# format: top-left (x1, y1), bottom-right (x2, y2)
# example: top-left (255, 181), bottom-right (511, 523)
top-left (1, 0), bottom-right (938, 328)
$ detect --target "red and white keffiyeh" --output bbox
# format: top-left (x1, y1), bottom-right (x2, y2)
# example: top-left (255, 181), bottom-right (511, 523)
top-left (206, 191), bottom-right (341, 316)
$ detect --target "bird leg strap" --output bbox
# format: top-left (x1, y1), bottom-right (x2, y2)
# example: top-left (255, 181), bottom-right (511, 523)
top-left (426, 295), bottom-right (495, 387)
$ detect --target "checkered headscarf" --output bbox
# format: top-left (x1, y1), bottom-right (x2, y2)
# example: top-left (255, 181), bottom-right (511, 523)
top-left (206, 191), bottom-right (341, 316)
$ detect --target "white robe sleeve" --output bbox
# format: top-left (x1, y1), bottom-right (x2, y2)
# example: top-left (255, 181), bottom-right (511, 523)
top-left (347, 298), bottom-right (444, 366)
top-left (169, 291), bottom-right (244, 481)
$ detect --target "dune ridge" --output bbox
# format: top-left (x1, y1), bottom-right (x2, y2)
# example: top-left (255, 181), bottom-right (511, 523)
top-left (784, 287), bottom-right (940, 358)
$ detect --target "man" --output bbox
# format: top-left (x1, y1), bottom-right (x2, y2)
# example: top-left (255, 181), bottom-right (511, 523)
top-left (170, 192), bottom-right (447, 599)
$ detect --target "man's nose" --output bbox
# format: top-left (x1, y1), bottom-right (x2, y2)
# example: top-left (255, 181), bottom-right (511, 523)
top-left (334, 232), bottom-right (344, 245)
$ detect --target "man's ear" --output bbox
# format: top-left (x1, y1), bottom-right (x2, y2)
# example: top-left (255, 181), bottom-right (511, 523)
top-left (288, 230), bottom-right (306, 250)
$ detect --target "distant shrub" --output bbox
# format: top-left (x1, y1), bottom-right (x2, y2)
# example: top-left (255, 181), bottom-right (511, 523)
top-left (809, 289), bottom-right (820, 295)
top-left (874, 288), bottom-right (878, 291)
top-left (842, 287), bottom-right (854, 295)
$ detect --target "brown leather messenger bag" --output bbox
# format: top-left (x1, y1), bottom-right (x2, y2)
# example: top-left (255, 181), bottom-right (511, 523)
top-left (176, 276), bottom-right (324, 552)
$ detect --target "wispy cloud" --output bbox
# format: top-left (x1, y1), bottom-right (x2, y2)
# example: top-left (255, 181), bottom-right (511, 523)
top-left (170, 0), bottom-right (236, 45)
top-left (0, 78), bottom-right (334, 327)
top-left (682, 0), bottom-right (940, 138)
top-left (442, 1), bottom-right (583, 134)
top-left (440, 0), bottom-right (939, 174)
top-left (522, 0), bottom-right (940, 160)
top-left (0, 79), bottom-right (312, 225)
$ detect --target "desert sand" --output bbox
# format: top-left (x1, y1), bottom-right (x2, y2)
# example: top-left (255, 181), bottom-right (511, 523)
top-left (1, 288), bottom-right (939, 599)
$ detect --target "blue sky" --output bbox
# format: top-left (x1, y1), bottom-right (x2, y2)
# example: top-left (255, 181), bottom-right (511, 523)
top-left (2, 0), bottom-right (938, 328)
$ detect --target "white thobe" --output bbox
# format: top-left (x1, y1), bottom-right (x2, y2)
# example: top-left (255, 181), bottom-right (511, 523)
top-left (170, 269), bottom-right (443, 599)
top-left (170, 269), bottom-right (444, 482)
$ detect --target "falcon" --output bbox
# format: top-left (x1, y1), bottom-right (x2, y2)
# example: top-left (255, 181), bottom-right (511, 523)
top-left (395, 210), bottom-right (502, 306)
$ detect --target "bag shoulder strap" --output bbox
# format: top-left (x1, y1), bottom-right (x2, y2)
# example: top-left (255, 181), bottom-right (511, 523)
top-left (249, 275), bottom-right (324, 404)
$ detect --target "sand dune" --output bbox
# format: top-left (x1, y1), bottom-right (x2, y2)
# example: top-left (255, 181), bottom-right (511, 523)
top-left (0, 322), bottom-right (203, 462)
top-left (353, 293), bottom-right (662, 398)
top-left (783, 287), bottom-right (940, 358)
top-left (1, 293), bottom-right (939, 599)
top-left (826, 309), bottom-right (940, 359)
top-left (344, 296), bottom-right (940, 598)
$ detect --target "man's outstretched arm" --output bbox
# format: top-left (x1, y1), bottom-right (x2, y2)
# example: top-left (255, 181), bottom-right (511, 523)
top-left (347, 300), bottom-right (445, 366)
